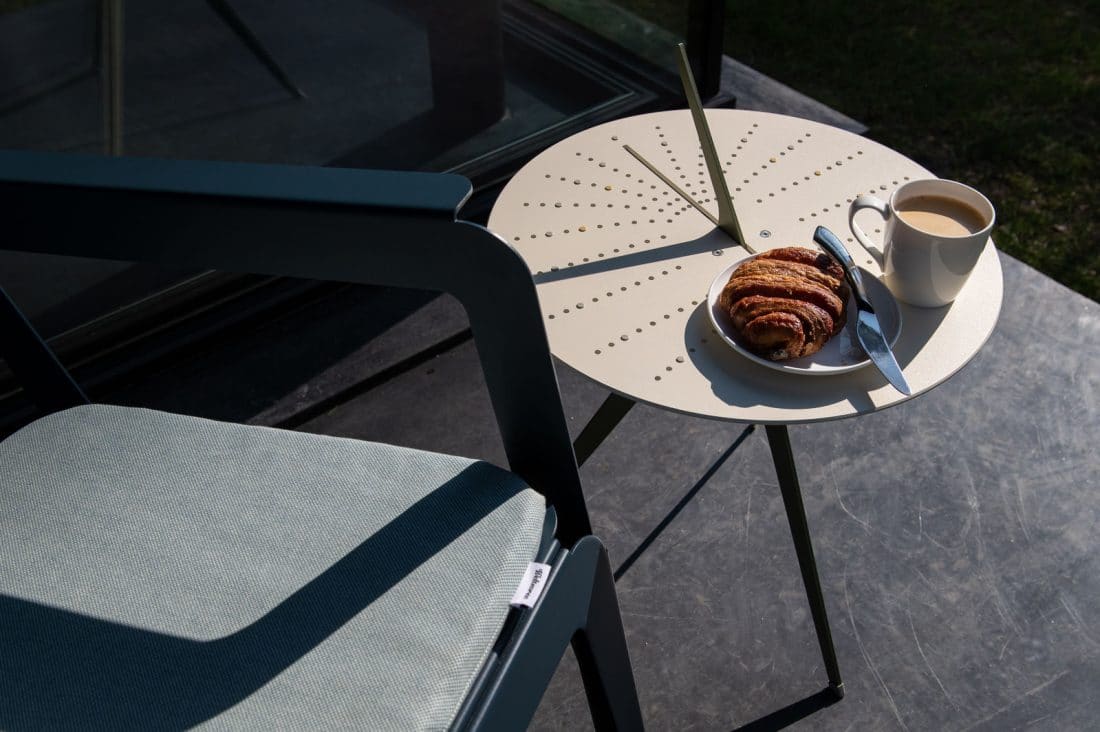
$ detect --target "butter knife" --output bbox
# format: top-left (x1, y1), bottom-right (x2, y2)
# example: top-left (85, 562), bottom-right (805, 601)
top-left (813, 226), bottom-right (911, 395)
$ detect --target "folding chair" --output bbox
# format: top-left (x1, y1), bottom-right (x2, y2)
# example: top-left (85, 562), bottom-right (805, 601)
top-left (0, 150), bottom-right (644, 730)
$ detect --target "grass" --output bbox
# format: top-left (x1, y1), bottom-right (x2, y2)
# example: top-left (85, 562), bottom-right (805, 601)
top-left (0, 0), bottom-right (50, 12)
top-left (725, 0), bottom-right (1100, 301)
top-left (575, 0), bottom-right (1099, 302)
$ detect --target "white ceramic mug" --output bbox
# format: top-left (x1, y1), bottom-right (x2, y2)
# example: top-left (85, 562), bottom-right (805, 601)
top-left (849, 179), bottom-right (994, 307)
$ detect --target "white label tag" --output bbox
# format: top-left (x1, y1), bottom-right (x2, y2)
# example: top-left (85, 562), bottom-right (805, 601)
top-left (510, 562), bottom-right (551, 608)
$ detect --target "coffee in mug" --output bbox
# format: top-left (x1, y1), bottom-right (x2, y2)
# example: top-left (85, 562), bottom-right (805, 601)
top-left (848, 179), bottom-right (994, 307)
top-left (895, 195), bottom-right (987, 237)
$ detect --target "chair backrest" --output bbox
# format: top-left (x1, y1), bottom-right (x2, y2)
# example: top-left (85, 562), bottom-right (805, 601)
top-left (0, 150), bottom-right (593, 545)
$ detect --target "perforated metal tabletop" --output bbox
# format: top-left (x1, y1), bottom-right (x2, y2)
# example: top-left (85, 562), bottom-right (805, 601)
top-left (488, 109), bottom-right (1002, 424)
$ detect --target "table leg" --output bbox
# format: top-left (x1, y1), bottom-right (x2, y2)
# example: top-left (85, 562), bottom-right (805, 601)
top-left (573, 393), bottom-right (636, 467)
top-left (765, 424), bottom-right (845, 699)
top-left (575, 399), bottom-right (844, 698)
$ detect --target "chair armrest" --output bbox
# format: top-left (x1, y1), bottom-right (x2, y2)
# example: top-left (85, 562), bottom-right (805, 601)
top-left (0, 150), bottom-right (481, 294)
top-left (0, 150), bottom-right (595, 546)
top-left (0, 150), bottom-right (471, 218)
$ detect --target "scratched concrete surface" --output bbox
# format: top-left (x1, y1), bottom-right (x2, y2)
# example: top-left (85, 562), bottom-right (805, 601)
top-left (306, 253), bottom-right (1100, 731)
top-left (520, 254), bottom-right (1100, 731)
top-left (100, 251), bottom-right (1099, 730)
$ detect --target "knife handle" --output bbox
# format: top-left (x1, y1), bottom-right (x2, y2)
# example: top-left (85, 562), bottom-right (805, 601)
top-left (813, 225), bottom-right (873, 312)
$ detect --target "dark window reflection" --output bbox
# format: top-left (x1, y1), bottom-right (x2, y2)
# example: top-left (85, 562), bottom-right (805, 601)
top-left (0, 0), bottom-right (650, 171)
top-left (0, 0), bottom-right (675, 361)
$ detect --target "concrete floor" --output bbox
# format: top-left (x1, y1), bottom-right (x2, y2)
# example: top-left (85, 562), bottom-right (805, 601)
top-left (94, 251), bottom-right (1100, 731)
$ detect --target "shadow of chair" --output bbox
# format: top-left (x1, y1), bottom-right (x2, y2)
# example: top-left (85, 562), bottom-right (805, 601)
top-left (0, 150), bottom-right (643, 730)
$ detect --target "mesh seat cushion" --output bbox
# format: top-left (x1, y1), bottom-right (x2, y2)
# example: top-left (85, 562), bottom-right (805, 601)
top-left (0, 404), bottom-right (547, 730)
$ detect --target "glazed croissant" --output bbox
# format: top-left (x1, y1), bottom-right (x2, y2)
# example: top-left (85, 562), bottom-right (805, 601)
top-left (717, 247), bottom-right (850, 361)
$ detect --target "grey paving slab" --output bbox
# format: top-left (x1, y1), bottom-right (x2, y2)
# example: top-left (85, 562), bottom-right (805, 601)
top-left (294, 253), bottom-right (1099, 730)
top-left (89, 239), bottom-right (1100, 730)
top-left (530, 254), bottom-right (1100, 731)
top-left (95, 250), bottom-right (1100, 729)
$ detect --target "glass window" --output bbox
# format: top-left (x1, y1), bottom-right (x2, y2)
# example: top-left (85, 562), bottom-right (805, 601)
top-left (0, 0), bottom-right (718, 388)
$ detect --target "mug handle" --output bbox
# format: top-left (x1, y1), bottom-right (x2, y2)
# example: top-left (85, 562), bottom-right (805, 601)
top-left (848, 194), bottom-right (890, 266)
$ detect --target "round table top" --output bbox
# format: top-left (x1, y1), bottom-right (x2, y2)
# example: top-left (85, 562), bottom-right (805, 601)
top-left (487, 109), bottom-right (1003, 425)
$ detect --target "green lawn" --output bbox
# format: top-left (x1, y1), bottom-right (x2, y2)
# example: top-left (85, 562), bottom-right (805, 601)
top-left (590, 0), bottom-right (1099, 301)
top-left (726, 0), bottom-right (1100, 301)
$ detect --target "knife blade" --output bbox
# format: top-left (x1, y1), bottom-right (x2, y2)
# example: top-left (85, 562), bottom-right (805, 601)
top-left (813, 226), bottom-right (911, 395)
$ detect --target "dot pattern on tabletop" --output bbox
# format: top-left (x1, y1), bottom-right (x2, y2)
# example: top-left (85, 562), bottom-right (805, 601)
top-left (487, 109), bottom-right (940, 415)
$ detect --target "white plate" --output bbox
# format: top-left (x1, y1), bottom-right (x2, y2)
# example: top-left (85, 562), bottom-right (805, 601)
top-left (706, 256), bottom-right (903, 375)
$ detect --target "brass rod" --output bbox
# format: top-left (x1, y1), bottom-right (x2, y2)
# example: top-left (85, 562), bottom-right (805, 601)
top-left (622, 144), bottom-right (718, 227)
top-left (676, 42), bottom-right (751, 252)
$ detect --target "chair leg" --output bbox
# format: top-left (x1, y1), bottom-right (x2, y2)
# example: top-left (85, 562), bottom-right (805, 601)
top-left (572, 542), bottom-right (645, 731)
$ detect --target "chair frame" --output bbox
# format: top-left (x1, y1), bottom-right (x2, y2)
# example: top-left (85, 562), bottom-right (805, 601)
top-left (0, 149), bottom-right (643, 730)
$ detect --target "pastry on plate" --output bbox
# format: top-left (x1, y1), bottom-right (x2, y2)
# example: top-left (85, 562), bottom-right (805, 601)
top-left (717, 247), bottom-right (850, 361)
